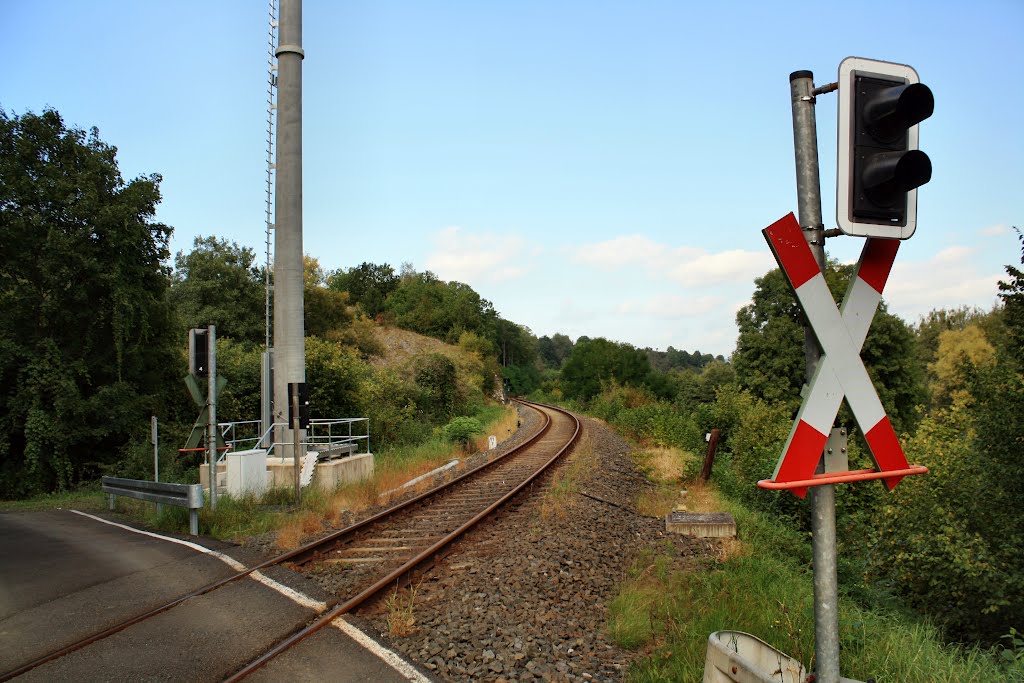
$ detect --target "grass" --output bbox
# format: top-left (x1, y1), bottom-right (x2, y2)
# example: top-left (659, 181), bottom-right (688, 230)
top-left (0, 485), bottom-right (106, 512)
top-left (385, 583), bottom-right (420, 637)
top-left (607, 478), bottom-right (1024, 682)
top-left (631, 445), bottom-right (697, 518)
top-left (538, 432), bottom-right (596, 521)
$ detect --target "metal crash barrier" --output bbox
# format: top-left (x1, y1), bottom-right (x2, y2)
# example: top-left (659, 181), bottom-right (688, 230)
top-left (703, 631), bottom-right (865, 683)
top-left (101, 476), bottom-right (204, 536)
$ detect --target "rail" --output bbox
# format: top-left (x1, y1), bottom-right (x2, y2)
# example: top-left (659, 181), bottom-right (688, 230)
top-left (224, 400), bottom-right (580, 681)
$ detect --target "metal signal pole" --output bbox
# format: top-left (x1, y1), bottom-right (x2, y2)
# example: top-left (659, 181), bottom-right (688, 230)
top-left (789, 69), bottom-right (840, 683)
top-left (273, 0), bottom-right (306, 464)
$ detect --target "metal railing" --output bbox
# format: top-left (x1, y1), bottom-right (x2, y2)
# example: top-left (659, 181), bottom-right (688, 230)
top-left (102, 476), bottom-right (204, 536)
top-left (214, 417), bottom-right (370, 461)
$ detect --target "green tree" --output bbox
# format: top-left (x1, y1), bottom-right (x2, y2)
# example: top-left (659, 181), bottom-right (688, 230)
top-left (168, 235), bottom-right (264, 344)
top-left (328, 261), bottom-right (398, 319)
top-left (0, 108), bottom-right (177, 495)
top-left (537, 333), bottom-right (574, 369)
top-left (998, 227), bottom-right (1024, 364)
top-left (911, 305), bottom-right (990, 370)
top-left (561, 338), bottom-right (653, 401)
top-left (305, 336), bottom-right (365, 419)
top-left (732, 268), bottom-right (806, 408)
top-left (927, 325), bottom-right (996, 405)
top-left (382, 267), bottom-right (498, 345)
top-left (413, 353), bottom-right (461, 420)
top-left (304, 255), bottom-right (352, 338)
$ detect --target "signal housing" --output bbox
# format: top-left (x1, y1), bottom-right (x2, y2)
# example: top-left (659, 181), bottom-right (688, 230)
top-left (837, 57), bottom-right (933, 239)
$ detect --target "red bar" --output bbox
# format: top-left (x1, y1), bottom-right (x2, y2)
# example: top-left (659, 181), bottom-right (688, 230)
top-left (757, 465), bottom-right (927, 490)
top-left (864, 415), bottom-right (911, 490)
top-left (773, 419), bottom-right (829, 499)
top-left (857, 238), bottom-right (900, 294)
top-left (763, 213), bottom-right (821, 290)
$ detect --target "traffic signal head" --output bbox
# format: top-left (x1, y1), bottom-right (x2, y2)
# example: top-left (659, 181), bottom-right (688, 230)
top-left (189, 328), bottom-right (209, 378)
top-left (837, 57), bottom-right (934, 239)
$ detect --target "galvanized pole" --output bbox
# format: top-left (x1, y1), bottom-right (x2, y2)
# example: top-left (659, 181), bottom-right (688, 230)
top-left (273, 0), bottom-right (306, 462)
top-left (206, 324), bottom-right (218, 512)
top-left (291, 383), bottom-right (302, 505)
top-left (153, 416), bottom-right (162, 516)
top-left (789, 69), bottom-right (839, 683)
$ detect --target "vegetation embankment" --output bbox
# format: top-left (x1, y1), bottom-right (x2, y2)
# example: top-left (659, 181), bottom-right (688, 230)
top-left (527, 226), bottom-right (1024, 656)
top-left (606, 464), bottom-right (1020, 682)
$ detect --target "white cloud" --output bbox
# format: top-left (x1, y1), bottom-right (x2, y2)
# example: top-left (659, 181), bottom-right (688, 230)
top-left (667, 249), bottom-right (775, 287)
top-left (980, 223), bottom-right (1010, 237)
top-left (886, 246), bottom-right (1003, 321)
top-left (616, 294), bottom-right (720, 318)
top-left (572, 235), bottom-right (773, 288)
top-left (426, 226), bottom-right (533, 283)
top-left (572, 234), bottom-right (690, 270)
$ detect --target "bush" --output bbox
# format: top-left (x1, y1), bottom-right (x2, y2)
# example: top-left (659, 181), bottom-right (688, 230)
top-left (441, 416), bottom-right (483, 450)
top-left (414, 353), bottom-right (461, 420)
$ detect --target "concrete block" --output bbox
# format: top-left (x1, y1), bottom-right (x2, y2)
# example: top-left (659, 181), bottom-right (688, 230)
top-left (666, 511), bottom-right (736, 538)
top-left (267, 453), bottom-right (374, 492)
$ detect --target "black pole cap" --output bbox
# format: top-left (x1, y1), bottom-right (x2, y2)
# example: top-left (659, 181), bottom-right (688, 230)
top-left (790, 70), bottom-right (814, 82)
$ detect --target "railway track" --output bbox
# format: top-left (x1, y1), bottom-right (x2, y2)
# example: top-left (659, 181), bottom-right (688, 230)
top-left (2, 399), bottom-right (580, 682)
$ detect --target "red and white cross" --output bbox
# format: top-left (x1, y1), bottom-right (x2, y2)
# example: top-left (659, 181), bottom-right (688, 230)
top-left (763, 213), bottom-right (910, 498)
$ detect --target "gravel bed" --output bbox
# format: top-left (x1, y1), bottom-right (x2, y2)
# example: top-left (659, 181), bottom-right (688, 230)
top-left (349, 414), bottom-right (718, 682)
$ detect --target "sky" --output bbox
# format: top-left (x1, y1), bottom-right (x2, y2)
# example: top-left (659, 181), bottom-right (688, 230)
top-left (5, 0), bottom-right (1023, 357)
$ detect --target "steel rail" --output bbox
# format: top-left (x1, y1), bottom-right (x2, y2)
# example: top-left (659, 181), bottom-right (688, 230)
top-left (0, 401), bottom-right (554, 682)
top-left (222, 400), bottom-right (581, 682)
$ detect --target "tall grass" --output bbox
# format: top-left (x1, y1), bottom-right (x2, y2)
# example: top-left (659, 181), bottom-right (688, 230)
top-left (608, 482), bottom-right (1023, 682)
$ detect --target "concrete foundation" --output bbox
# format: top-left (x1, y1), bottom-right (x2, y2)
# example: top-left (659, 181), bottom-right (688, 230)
top-left (267, 453), bottom-right (374, 492)
top-left (666, 511), bottom-right (736, 538)
top-left (198, 463), bottom-right (226, 494)
top-left (200, 452), bottom-right (375, 497)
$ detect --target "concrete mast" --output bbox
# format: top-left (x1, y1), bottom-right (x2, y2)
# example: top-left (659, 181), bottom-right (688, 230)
top-left (273, 0), bottom-right (305, 458)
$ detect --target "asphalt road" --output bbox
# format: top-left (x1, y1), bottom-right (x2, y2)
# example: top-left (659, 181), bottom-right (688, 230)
top-left (0, 508), bottom-right (429, 682)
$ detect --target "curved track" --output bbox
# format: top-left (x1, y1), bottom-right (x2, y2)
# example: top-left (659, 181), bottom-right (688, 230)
top-left (2, 400), bottom-right (580, 682)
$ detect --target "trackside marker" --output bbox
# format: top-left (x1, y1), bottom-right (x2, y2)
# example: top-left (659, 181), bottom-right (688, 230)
top-left (762, 213), bottom-right (912, 497)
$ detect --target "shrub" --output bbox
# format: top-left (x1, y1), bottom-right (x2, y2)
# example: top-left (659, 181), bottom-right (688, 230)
top-left (441, 416), bottom-right (483, 450)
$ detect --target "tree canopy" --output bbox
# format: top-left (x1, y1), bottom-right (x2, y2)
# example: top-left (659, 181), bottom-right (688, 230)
top-left (168, 235), bottom-right (264, 344)
top-left (560, 338), bottom-right (654, 401)
top-left (0, 108), bottom-right (177, 495)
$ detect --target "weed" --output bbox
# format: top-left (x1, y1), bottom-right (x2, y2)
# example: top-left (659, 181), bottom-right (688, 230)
top-left (385, 583), bottom-right (419, 637)
top-left (539, 433), bottom-right (596, 520)
top-left (635, 486), bottom-right (677, 517)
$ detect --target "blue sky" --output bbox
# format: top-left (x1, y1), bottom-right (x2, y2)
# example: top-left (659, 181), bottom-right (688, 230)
top-left (6, 1), bottom-right (1022, 357)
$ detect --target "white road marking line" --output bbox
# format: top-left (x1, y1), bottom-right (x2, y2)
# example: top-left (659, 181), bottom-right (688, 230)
top-left (67, 509), bottom-right (426, 681)
top-left (331, 617), bottom-right (433, 683)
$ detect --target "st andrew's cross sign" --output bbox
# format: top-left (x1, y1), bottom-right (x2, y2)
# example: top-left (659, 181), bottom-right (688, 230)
top-left (757, 213), bottom-right (926, 498)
